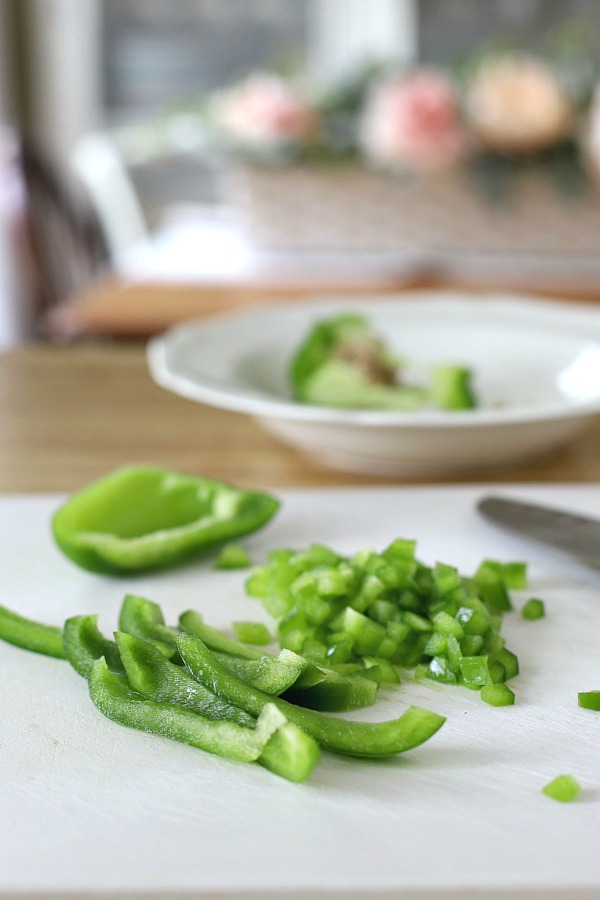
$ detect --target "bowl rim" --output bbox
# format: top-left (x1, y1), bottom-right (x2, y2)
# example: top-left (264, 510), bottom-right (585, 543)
top-left (147, 292), bottom-right (600, 430)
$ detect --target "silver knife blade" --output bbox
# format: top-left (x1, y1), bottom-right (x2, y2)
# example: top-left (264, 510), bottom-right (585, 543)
top-left (477, 496), bottom-right (600, 570)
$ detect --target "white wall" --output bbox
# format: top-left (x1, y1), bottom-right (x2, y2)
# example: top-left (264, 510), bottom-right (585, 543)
top-left (0, 2), bottom-right (33, 347)
top-left (25, 0), bottom-right (103, 163)
top-left (308, 0), bottom-right (417, 81)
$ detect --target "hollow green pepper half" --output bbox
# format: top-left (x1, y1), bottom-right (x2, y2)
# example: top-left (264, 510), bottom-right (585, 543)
top-left (177, 633), bottom-right (446, 758)
top-left (52, 466), bottom-right (280, 575)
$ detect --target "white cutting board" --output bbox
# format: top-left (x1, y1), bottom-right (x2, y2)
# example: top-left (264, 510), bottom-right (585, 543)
top-left (2, 485), bottom-right (600, 900)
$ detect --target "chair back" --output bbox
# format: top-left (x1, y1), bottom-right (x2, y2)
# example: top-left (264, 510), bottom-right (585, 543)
top-left (70, 131), bottom-right (147, 257)
top-left (19, 139), bottom-right (110, 320)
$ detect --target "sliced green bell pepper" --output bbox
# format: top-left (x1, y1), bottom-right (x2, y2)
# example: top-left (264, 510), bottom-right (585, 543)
top-left (114, 632), bottom-right (320, 781)
top-left (0, 604), bottom-right (65, 659)
top-left (180, 608), bottom-right (378, 710)
top-left (177, 633), bottom-right (446, 758)
top-left (118, 594), bottom-right (179, 658)
top-left (115, 631), bottom-right (256, 725)
top-left (89, 657), bottom-right (296, 765)
top-left (52, 466), bottom-right (280, 575)
top-left (63, 614), bottom-right (124, 677)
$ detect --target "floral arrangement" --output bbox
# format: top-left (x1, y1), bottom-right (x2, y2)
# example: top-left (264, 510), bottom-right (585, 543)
top-left (206, 50), bottom-right (600, 202)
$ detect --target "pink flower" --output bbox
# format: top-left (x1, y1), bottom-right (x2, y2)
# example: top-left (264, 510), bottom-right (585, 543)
top-left (212, 72), bottom-right (318, 151)
top-left (360, 69), bottom-right (471, 170)
top-left (465, 56), bottom-right (573, 154)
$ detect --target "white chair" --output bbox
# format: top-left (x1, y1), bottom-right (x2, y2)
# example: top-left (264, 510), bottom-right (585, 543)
top-left (69, 131), bottom-right (148, 258)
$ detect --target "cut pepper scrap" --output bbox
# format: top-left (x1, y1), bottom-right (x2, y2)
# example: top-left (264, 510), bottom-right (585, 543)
top-left (52, 466), bottom-right (280, 575)
top-left (541, 774), bottom-right (581, 803)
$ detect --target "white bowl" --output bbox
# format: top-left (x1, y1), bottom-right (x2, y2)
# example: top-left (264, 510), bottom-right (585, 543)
top-left (147, 293), bottom-right (600, 477)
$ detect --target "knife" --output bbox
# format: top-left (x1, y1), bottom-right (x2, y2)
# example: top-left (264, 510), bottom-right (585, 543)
top-left (477, 496), bottom-right (600, 570)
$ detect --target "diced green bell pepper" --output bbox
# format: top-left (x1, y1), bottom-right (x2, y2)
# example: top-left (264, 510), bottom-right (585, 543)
top-left (578, 690), bottom-right (600, 711)
top-left (216, 544), bottom-right (252, 570)
top-left (521, 598), bottom-right (545, 620)
top-left (232, 621), bottom-right (272, 645)
top-left (52, 466), bottom-right (279, 574)
top-left (480, 683), bottom-right (515, 706)
top-left (542, 774), bottom-right (580, 803)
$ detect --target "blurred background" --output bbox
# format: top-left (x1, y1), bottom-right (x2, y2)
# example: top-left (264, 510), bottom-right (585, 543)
top-left (1, 0), bottom-right (600, 347)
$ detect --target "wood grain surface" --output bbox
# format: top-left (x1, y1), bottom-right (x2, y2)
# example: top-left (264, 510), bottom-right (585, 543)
top-left (2, 342), bottom-right (600, 493)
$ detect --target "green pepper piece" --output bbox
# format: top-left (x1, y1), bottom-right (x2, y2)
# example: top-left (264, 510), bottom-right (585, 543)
top-left (63, 614), bottom-right (124, 677)
top-left (119, 594), bottom-right (179, 658)
top-left (232, 621), bottom-right (271, 645)
top-left (179, 609), bottom-right (265, 660)
top-left (115, 631), bottom-right (255, 725)
top-left (542, 774), bottom-right (581, 803)
top-left (480, 683), bottom-right (515, 707)
top-left (521, 598), bottom-right (545, 620)
top-left (216, 545), bottom-right (252, 570)
top-left (177, 633), bottom-right (445, 758)
top-left (285, 664), bottom-right (378, 711)
top-left (89, 657), bottom-right (296, 766)
top-left (115, 631), bottom-right (320, 781)
top-left (213, 649), bottom-right (308, 695)
top-left (578, 690), bottom-right (600, 711)
top-left (52, 466), bottom-right (280, 575)
top-left (181, 610), bottom-right (376, 710)
top-left (429, 365), bottom-right (477, 411)
top-left (0, 604), bottom-right (64, 658)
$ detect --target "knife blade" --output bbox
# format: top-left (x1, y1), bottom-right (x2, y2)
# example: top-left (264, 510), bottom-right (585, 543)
top-left (477, 496), bottom-right (600, 570)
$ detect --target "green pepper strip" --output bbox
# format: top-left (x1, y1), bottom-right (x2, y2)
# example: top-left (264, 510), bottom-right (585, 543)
top-left (115, 632), bottom-right (320, 781)
top-left (212, 649), bottom-right (308, 696)
top-left (119, 594), bottom-right (179, 658)
top-left (179, 609), bottom-right (265, 659)
top-left (180, 609), bottom-right (378, 711)
top-left (0, 604), bottom-right (65, 658)
top-left (115, 632), bottom-right (256, 726)
top-left (88, 657), bottom-right (293, 764)
top-left (63, 614), bottom-right (125, 677)
top-left (177, 633), bottom-right (445, 758)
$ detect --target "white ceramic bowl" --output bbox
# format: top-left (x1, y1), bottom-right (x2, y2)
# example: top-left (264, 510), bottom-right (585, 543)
top-left (147, 294), bottom-right (600, 477)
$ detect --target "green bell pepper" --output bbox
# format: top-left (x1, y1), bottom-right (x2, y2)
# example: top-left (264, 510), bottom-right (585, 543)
top-left (89, 657), bottom-right (297, 766)
top-left (178, 632), bottom-right (446, 758)
top-left (0, 604), bottom-right (65, 659)
top-left (63, 614), bottom-right (124, 677)
top-left (118, 594), bottom-right (179, 658)
top-left (52, 466), bottom-right (280, 575)
top-left (179, 608), bottom-right (378, 711)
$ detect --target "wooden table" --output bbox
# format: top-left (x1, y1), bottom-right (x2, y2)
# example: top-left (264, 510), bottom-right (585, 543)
top-left (2, 341), bottom-right (600, 493)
